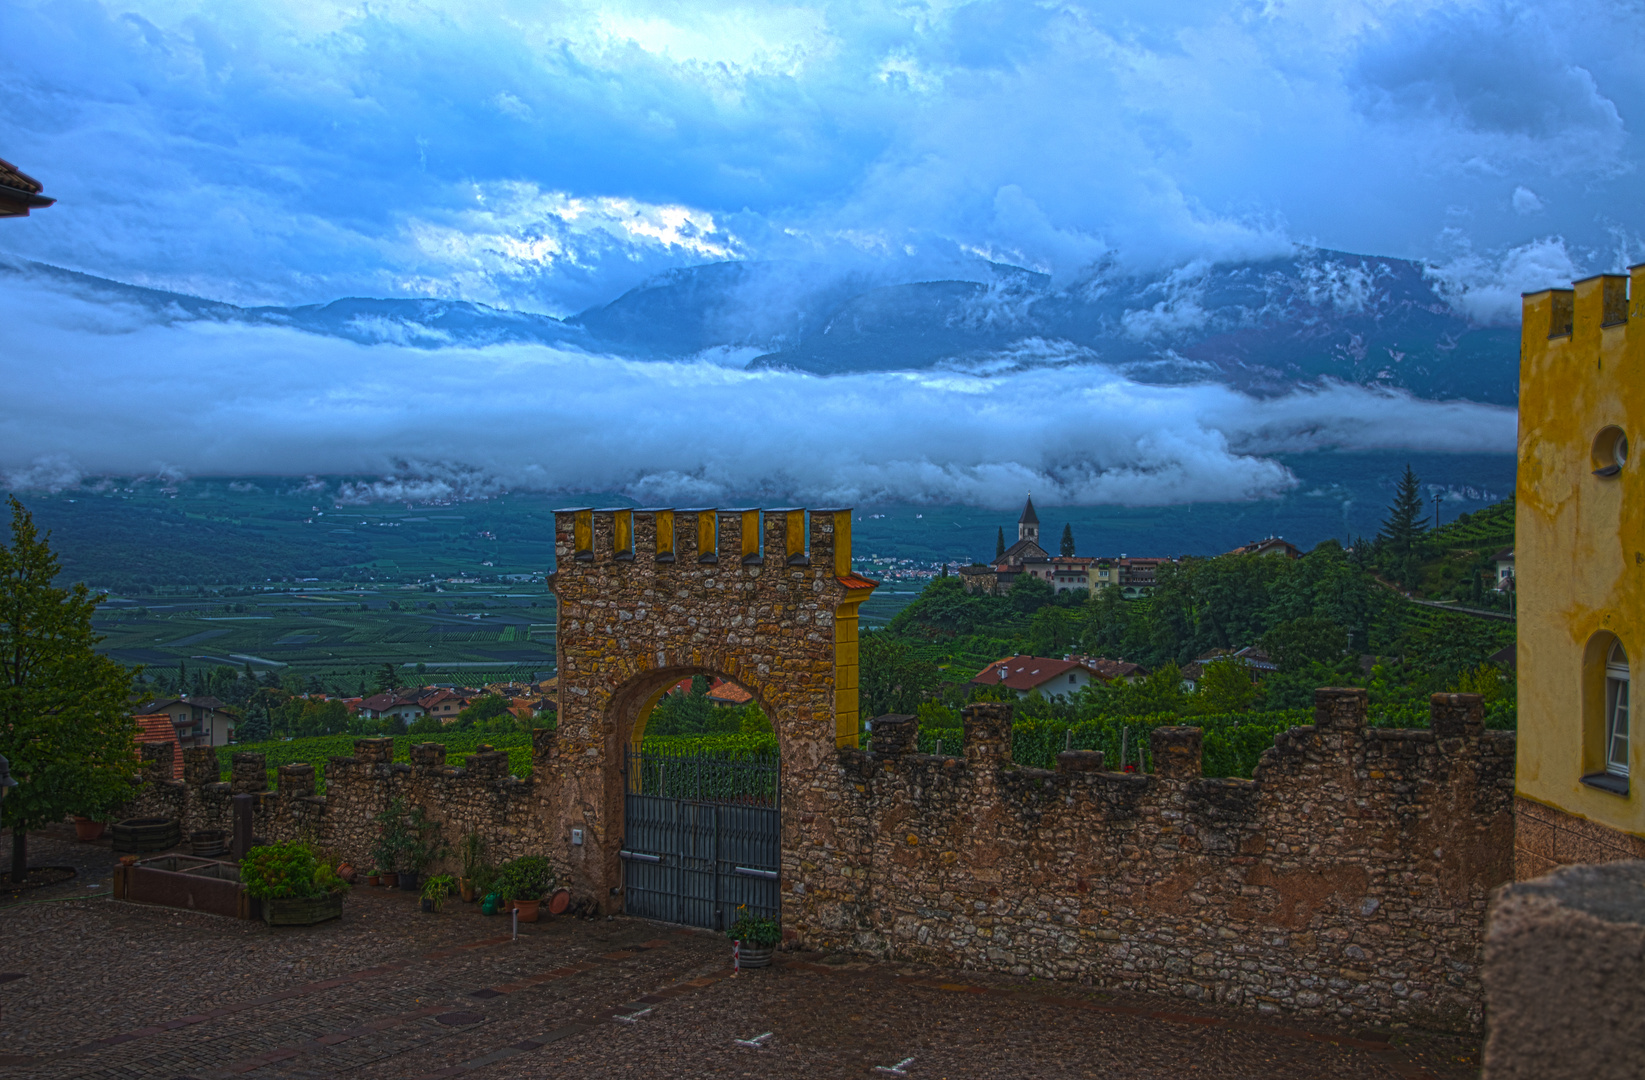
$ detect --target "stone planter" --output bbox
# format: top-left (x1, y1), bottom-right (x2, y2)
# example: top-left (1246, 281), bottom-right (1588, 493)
top-left (262, 892), bottom-right (345, 927)
top-left (736, 944), bottom-right (774, 969)
top-left (72, 817), bottom-right (105, 842)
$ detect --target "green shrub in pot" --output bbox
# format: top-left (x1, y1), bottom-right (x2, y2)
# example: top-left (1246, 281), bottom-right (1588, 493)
top-left (241, 841), bottom-right (350, 900)
top-left (725, 908), bottom-right (779, 947)
top-left (495, 855), bottom-right (554, 903)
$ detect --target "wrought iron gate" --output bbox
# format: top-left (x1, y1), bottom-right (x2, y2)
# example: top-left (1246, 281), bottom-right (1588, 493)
top-left (620, 748), bottom-right (780, 930)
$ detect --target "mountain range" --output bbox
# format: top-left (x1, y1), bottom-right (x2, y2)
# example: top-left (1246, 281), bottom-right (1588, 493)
top-left (1, 248), bottom-right (1517, 404)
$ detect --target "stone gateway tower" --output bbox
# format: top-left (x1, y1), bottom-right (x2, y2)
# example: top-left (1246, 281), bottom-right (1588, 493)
top-left (544, 507), bottom-right (876, 913)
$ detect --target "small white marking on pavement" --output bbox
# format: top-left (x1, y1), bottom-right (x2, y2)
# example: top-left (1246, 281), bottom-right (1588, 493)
top-left (874, 1057), bottom-right (915, 1075)
top-left (733, 1032), bottom-right (773, 1048)
top-left (613, 1007), bottom-right (654, 1023)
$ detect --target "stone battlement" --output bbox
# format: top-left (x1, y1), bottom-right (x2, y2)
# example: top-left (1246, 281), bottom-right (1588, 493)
top-left (124, 736), bottom-right (555, 874)
top-left (785, 689), bottom-right (1516, 1031)
top-left (124, 690), bottom-right (1514, 1032)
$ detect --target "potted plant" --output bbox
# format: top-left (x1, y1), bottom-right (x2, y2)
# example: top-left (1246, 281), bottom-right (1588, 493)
top-left (373, 798), bottom-right (447, 892)
top-left (370, 803), bottom-right (408, 890)
top-left (72, 816), bottom-right (106, 842)
top-left (420, 873), bottom-right (455, 913)
top-left (726, 907), bottom-right (780, 968)
top-left (366, 869), bottom-right (381, 887)
top-left (496, 855), bottom-right (554, 922)
top-left (240, 840), bottom-right (350, 926)
top-left (458, 830), bottom-right (485, 902)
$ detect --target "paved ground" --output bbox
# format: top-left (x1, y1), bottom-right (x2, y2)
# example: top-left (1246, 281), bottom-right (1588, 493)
top-left (0, 827), bottom-right (1484, 1080)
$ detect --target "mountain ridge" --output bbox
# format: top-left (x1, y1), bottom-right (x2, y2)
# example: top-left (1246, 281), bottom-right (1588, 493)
top-left (0, 247), bottom-right (1518, 404)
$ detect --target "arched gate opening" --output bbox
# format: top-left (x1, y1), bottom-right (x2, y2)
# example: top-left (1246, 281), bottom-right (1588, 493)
top-left (546, 507), bottom-right (875, 925)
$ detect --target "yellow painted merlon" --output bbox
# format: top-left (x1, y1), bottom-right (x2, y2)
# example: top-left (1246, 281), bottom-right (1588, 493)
top-left (655, 509), bottom-right (675, 557)
top-left (831, 510), bottom-right (853, 578)
top-left (697, 509), bottom-right (717, 562)
top-left (614, 509), bottom-right (633, 555)
top-left (1516, 264), bottom-right (1644, 850)
top-left (573, 509), bottom-right (593, 557)
top-left (786, 511), bottom-right (806, 563)
top-left (738, 509), bottom-right (760, 562)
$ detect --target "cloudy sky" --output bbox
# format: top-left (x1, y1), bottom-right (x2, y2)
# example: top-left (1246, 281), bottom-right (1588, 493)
top-left (0, 0), bottom-right (1637, 504)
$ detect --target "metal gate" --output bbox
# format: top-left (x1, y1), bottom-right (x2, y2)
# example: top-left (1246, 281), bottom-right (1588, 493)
top-left (620, 748), bottom-right (780, 930)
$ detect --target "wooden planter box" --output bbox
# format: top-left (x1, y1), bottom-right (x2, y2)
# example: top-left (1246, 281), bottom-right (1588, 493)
top-left (262, 892), bottom-right (345, 927)
top-left (114, 856), bottom-right (250, 919)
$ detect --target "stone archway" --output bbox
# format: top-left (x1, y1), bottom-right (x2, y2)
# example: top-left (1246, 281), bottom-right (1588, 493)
top-left (544, 507), bottom-right (876, 915)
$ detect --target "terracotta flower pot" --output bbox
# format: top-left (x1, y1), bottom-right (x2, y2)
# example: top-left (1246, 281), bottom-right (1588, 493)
top-left (366, 874), bottom-right (380, 886)
top-left (73, 817), bottom-right (106, 842)
top-left (336, 863), bottom-right (356, 884)
top-left (459, 878), bottom-right (475, 903)
top-left (381, 872), bottom-right (399, 888)
top-left (514, 898), bottom-right (540, 922)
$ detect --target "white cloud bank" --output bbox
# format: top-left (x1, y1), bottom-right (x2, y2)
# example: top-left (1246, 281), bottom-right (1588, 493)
top-left (0, 280), bottom-right (1514, 510)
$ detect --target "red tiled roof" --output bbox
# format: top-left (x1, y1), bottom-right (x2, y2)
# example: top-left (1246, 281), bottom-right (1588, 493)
top-left (1079, 658), bottom-right (1146, 681)
top-left (837, 573), bottom-right (879, 590)
top-left (706, 681), bottom-right (753, 705)
top-left (666, 677), bottom-right (754, 705)
top-left (133, 713), bottom-right (184, 779)
top-left (970, 655), bottom-right (1095, 692)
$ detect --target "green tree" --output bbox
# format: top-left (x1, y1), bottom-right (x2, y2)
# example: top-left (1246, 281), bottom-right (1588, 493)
top-left (373, 663), bottom-right (398, 694)
top-left (1007, 574), bottom-right (1053, 614)
top-left (996, 527), bottom-right (1006, 559)
top-left (1261, 617), bottom-right (1350, 673)
top-left (0, 498), bottom-right (139, 882)
top-left (1377, 465), bottom-right (1429, 588)
top-left (858, 632), bottom-right (940, 717)
top-left (1188, 658), bottom-right (1256, 714)
top-left (454, 693), bottom-right (514, 731)
top-left (1060, 524), bottom-right (1075, 557)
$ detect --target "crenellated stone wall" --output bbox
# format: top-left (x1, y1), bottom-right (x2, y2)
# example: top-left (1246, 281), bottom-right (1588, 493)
top-left (786, 689), bottom-right (1516, 1031)
top-left (123, 735), bottom-right (558, 875)
top-left (123, 688), bottom-right (1514, 1032)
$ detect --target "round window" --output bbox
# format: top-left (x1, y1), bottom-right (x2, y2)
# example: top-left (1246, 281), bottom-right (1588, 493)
top-left (1593, 427), bottom-right (1628, 477)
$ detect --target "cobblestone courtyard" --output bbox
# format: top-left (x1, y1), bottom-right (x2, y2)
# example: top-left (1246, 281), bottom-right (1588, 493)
top-left (1, 828), bottom-right (1483, 1080)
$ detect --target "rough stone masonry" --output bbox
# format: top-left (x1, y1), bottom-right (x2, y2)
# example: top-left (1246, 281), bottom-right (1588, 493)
top-left (122, 506), bottom-right (1517, 1033)
top-left (821, 691), bottom-right (1515, 1031)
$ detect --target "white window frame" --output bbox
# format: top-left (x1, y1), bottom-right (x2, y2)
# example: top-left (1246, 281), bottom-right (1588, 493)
top-left (1605, 641), bottom-right (1629, 777)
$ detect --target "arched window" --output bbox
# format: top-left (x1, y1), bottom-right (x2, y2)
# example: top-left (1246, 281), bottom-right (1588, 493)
top-left (1605, 640), bottom-right (1630, 778)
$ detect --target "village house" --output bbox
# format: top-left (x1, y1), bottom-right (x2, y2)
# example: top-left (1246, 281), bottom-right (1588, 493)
top-left (1071, 656), bottom-right (1148, 683)
top-left (139, 696), bottom-right (235, 749)
top-left (1494, 547), bottom-right (1515, 590)
top-left (356, 691), bottom-right (427, 725)
top-left (417, 688), bottom-right (471, 723)
top-left (970, 655), bottom-right (1104, 699)
top-left (1224, 536), bottom-right (1302, 559)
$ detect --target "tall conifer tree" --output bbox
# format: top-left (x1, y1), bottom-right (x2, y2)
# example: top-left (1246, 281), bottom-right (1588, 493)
top-left (996, 527), bottom-right (1005, 559)
top-left (1060, 524), bottom-right (1076, 556)
top-left (0, 498), bottom-right (138, 882)
top-left (1377, 465), bottom-right (1429, 588)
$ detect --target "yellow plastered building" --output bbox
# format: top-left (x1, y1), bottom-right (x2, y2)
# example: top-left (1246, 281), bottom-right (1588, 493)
top-left (1515, 265), bottom-right (1645, 877)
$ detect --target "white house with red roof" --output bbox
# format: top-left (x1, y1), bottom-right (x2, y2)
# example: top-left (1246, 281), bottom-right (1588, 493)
top-left (969, 655), bottom-right (1104, 700)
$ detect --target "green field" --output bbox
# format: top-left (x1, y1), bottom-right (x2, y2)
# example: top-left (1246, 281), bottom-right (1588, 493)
top-left (98, 588), bottom-right (556, 687)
